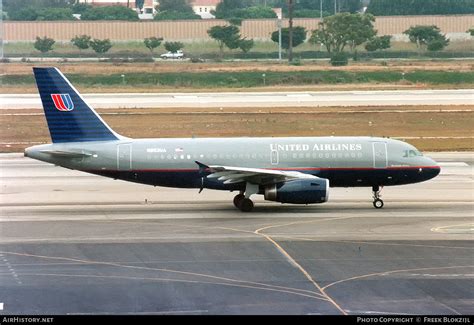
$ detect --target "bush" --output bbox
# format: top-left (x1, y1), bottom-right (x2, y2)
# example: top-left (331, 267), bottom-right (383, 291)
top-left (367, 0), bottom-right (474, 15)
top-left (238, 38), bottom-right (254, 53)
top-left (8, 7), bottom-right (38, 20)
top-left (71, 35), bottom-right (92, 52)
top-left (365, 35), bottom-right (391, 52)
top-left (37, 8), bottom-right (74, 20)
top-left (404, 25), bottom-right (447, 49)
top-left (164, 41), bottom-right (184, 53)
top-left (154, 10), bottom-right (201, 20)
top-left (215, 6), bottom-right (276, 19)
top-left (293, 9), bottom-right (331, 18)
top-left (144, 37), bottom-right (163, 55)
top-left (271, 27), bottom-right (307, 50)
top-left (427, 38), bottom-right (449, 51)
top-left (330, 52), bottom-right (349, 66)
top-left (81, 6), bottom-right (139, 21)
top-left (90, 39), bottom-right (113, 56)
top-left (34, 36), bottom-right (55, 53)
top-left (289, 58), bottom-right (302, 66)
top-left (72, 3), bottom-right (92, 15)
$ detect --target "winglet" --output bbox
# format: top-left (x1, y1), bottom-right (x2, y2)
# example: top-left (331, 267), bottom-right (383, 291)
top-left (195, 161), bottom-right (210, 194)
top-left (195, 161), bottom-right (210, 174)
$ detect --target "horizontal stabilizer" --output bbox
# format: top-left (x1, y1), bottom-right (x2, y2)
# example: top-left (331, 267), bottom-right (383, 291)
top-left (40, 150), bottom-right (92, 158)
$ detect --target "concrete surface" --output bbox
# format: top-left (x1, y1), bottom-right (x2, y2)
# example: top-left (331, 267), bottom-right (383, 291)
top-left (2, 89), bottom-right (474, 109)
top-left (0, 152), bottom-right (472, 315)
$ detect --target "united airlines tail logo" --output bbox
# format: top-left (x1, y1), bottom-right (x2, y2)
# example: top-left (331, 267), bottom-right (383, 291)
top-left (51, 94), bottom-right (74, 111)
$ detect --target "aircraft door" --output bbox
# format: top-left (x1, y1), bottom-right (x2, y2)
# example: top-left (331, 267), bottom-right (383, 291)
top-left (117, 143), bottom-right (132, 171)
top-left (271, 148), bottom-right (279, 165)
top-left (372, 142), bottom-right (387, 168)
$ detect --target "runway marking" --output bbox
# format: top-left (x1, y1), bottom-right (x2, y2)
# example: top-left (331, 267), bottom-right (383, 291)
top-left (0, 250), bottom-right (326, 300)
top-left (13, 272), bottom-right (329, 302)
top-left (0, 254), bottom-right (22, 285)
top-left (100, 218), bottom-right (256, 237)
top-left (322, 265), bottom-right (474, 291)
top-left (274, 236), bottom-right (474, 251)
top-left (407, 273), bottom-right (474, 277)
top-left (344, 310), bottom-right (413, 315)
top-left (254, 216), bottom-right (354, 315)
top-left (431, 223), bottom-right (474, 234)
top-left (68, 310), bottom-right (209, 315)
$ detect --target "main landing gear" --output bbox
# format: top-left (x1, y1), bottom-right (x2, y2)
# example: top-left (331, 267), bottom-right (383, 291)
top-left (233, 183), bottom-right (258, 212)
top-left (372, 185), bottom-right (384, 209)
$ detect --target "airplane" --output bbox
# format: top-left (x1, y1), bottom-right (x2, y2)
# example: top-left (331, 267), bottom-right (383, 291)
top-left (24, 67), bottom-right (441, 212)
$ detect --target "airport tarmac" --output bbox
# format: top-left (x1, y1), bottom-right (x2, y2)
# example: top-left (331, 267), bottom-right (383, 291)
top-left (0, 152), bottom-right (473, 315)
top-left (1, 89), bottom-right (474, 109)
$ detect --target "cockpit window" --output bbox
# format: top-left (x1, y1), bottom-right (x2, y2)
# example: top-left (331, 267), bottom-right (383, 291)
top-left (403, 150), bottom-right (423, 158)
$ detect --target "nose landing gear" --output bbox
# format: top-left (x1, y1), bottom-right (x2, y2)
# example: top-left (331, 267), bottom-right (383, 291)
top-left (372, 185), bottom-right (384, 209)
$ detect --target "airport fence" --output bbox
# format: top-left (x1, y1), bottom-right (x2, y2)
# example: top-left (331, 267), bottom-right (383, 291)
top-left (4, 15), bottom-right (474, 42)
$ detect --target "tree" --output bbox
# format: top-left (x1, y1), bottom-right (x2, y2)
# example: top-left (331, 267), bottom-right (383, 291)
top-left (213, 0), bottom-right (252, 18)
top-left (90, 39), bottom-right (113, 56)
top-left (427, 38), bottom-right (449, 52)
top-left (154, 0), bottom-right (200, 20)
top-left (158, 0), bottom-right (194, 12)
top-left (154, 11), bottom-right (201, 20)
top-left (469, 28), bottom-right (474, 36)
top-left (81, 6), bottom-right (139, 20)
top-left (164, 41), bottom-right (184, 53)
top-left (71, 3), bottom-right (92, 15)
top-left (36, 7), bottom-right (74, 20)
top-left (8, 7), bottom-right (39, 20)
top-left (136, 0), bottom-right (145, 10)
top-left (34, 36), bottom-right (55, 53)
top-left (404, 25), bottom-right (449, 51)
top-left (239, 38), bottom-right (255, 53)
top-left (144, 37), bottom-right (163, 56)
top-left (215, 6), bottom-right (277, 19)
top-left (330, 52), bottom-right (349, 66)
top-left (339, 0), bottom-right (363, 13)
top-left (207, 25), bottom-right (241, 57)
top-left (71, 35), bottom-right (91, 55)
top-left (293, 9), bottom-right (331, 18)
top-left (367, 0), bottom-right (474, 16)
top-left (365, 35), bottom-right (391, 52)
top-left (309, 13), bottom-right (376, 53)
top-left (271, 27), bottom-right (307, 51)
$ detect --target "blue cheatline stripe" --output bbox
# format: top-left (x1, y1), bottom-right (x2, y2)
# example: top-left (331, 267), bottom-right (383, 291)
top-left (33, 67), bottom-right (119, 143)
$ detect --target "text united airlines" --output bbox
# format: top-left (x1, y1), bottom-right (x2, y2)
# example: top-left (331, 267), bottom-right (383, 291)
top-left (271, 143), bottom-right (363, 151)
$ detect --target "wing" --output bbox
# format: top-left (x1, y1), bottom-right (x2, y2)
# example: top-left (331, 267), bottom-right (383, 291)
top-left (197, 162), bottom-right (318, 186)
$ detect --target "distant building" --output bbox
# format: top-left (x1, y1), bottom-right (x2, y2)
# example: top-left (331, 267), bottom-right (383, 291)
top-left (77, 0), bottom-right (159, 19)
top-left (78, 0), bottom-right (222, 19)
top-left (190, 0), bottom-right (221, 19)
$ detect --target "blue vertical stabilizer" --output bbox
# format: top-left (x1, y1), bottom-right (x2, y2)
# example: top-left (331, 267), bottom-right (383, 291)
top-left (33, 67), bottom-right (120, 143)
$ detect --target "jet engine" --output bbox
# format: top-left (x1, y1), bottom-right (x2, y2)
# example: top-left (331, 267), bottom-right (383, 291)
top-left (264, 178), bottom-right (329, 204)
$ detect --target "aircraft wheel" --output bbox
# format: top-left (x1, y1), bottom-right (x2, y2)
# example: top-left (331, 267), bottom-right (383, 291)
top-left (373, 199), bottom-right (384, 209)
top-left (239, 198), bottom-right (254, 212)
top-left (233, 194), bottom-right (245, 209)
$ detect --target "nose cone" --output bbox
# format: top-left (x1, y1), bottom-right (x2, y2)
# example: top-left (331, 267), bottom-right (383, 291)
top-left (422, 157), bottom-right (441, 181)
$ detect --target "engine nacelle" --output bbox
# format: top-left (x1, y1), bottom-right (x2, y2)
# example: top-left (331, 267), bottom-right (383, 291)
top-left (264, 178), bottom-right (329, 204)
